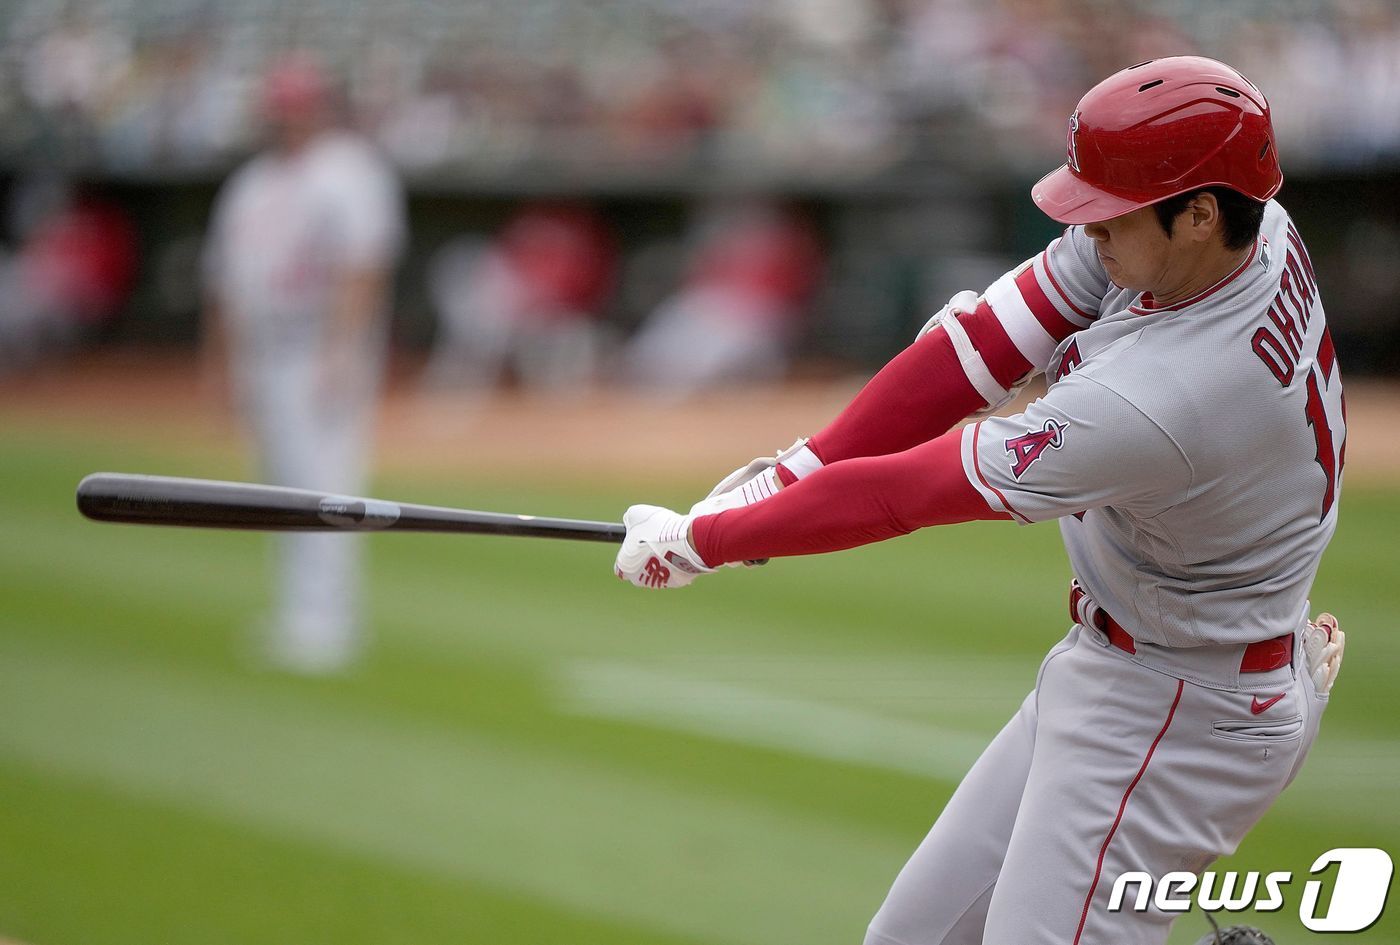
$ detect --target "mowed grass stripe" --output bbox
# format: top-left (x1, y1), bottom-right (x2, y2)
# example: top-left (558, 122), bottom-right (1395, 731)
top-left (0, 635), bottom-right (906, 945)
top-left (561, 663), bottom-right (991, 781)
top-left (0, 763), bottom-right (710, 945)
top-left (563, 654), bottom-right (1043, 718)
top-left (556, 658), bottom-right (1400, 826)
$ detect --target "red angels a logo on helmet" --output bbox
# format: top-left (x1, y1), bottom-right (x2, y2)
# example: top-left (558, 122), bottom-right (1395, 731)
top-left (1067, 111), bottom-right (1082, 173)
top-left (1005, 419), bottom-right (1070, 479)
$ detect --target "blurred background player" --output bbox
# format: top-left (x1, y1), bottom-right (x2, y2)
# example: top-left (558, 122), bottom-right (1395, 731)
top-left (202, 53), bottom-right (406, 672)
top-left (422, 202), bottom-right (616, 393)
top-left (623, 201), bottom-right (823, 398)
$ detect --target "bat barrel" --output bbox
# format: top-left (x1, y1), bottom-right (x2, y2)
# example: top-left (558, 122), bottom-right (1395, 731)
top-left (77, 473), bottom-right (626, 543)
top-left (78, 473), bottom-right (326, 529)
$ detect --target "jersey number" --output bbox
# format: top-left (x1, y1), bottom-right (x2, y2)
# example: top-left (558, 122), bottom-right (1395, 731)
top-left (1302, 328), bottom-right (1343, 519)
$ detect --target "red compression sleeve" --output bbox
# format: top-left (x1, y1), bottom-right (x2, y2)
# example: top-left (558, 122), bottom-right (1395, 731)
top-left (804, 328), bottom-right (980, 467)
top-left (804, 307), bottom-right (1035, 468)
top-left (694, 428), bottom-right (1011, 567)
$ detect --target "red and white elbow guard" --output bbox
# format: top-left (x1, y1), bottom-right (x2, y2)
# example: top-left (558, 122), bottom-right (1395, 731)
top-left (921, 288), bottom-right (1032, 418)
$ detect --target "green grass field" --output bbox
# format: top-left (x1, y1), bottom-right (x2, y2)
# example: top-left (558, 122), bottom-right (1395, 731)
top-left (1, 424), bottom-right (1396, 945)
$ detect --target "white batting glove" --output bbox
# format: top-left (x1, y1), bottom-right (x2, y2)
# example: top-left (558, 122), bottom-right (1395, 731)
top-left (1301, 612), bottom-right (1344, 694)
top-left (690, 437), bottom-right (820, 517)
top-left (688, 437), bottom-right (818, 568)
top-left (615, 504), bottom-right (715, 589)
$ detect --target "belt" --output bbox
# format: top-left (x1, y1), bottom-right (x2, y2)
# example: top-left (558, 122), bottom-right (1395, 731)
top-left (1069, 581), bottom-right (1293, 674)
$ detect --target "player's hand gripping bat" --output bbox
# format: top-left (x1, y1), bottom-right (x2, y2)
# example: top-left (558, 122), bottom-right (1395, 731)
top-left (76, 473), bottom-right (625, 543)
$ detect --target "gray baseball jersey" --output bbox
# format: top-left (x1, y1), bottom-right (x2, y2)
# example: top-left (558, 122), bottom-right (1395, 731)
top-left (865, 201), bottom-right (1342, 945)
top-left (962, 200), bottom-right (1344, 652)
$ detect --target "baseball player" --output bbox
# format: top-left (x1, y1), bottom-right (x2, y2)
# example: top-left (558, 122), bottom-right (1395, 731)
top-left (614, 57), bottom-right (1347, 945)
top-left (203, 54), bottom-right (406, 672)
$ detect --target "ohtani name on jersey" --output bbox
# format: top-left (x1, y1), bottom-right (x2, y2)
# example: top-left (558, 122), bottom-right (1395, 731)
top-left (1251, 226), bottom-right (1319, 387)
top-left (1248, 224), bottom-right (1345, 519)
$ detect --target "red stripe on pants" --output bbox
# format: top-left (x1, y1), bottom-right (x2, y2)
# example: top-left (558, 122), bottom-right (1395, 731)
top-left (1072, 679), bottom-right (1185, 945)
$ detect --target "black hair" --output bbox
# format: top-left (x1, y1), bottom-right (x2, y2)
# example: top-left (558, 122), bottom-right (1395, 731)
top-left (1152, 186), bottom-right (1266, 251)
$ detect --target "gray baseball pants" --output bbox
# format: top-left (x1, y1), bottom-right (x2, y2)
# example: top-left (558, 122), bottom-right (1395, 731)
top-left (865, 623), bottom-right (1326, 945)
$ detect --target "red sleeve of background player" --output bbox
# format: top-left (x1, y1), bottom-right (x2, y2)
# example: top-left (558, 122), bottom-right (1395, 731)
top-left (693, 428), bottom-right (1010, 566)
top-left (789, 239), bottom-right (1105, 479)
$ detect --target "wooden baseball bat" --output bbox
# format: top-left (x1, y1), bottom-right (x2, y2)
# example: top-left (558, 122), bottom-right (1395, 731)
top-left (76, 473), bottom-right (626, 543)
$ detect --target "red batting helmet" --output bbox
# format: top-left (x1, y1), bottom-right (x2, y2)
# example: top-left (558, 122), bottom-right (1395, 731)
top-left (1032, 56), bottom-right (1282, 225)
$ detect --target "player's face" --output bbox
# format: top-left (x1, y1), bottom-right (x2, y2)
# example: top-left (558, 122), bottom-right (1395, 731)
top-left (1081, 206), bottom-right (1178, 293)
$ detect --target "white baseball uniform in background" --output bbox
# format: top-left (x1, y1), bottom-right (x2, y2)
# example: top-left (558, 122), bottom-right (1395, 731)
top-left (205, 130), bottom-right (405, 669)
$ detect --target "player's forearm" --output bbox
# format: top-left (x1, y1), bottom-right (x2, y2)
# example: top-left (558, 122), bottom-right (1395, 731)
top-left (798, 329), bottom-right (982, 472)
top-left (800, 308), bottom-right (1035, 474)
top-left (796, 246), bottom-right (1107, 476)
top-left (694, 429), bottom-right (1010, 566)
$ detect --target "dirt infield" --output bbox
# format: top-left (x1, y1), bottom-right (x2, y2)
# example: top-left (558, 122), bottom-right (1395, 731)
top-left (2, 349), bottom-right (1397, 486)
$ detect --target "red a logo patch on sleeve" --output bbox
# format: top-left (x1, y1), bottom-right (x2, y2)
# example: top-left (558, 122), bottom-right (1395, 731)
top-left (1005, 419), bottom-right (1069, 479)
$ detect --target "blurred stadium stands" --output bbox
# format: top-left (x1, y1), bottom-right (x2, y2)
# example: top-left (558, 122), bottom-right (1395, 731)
top-left (0, 0), bottom-right (1397, 372)
top-left (4, 0), bottom-right (1399, 178)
